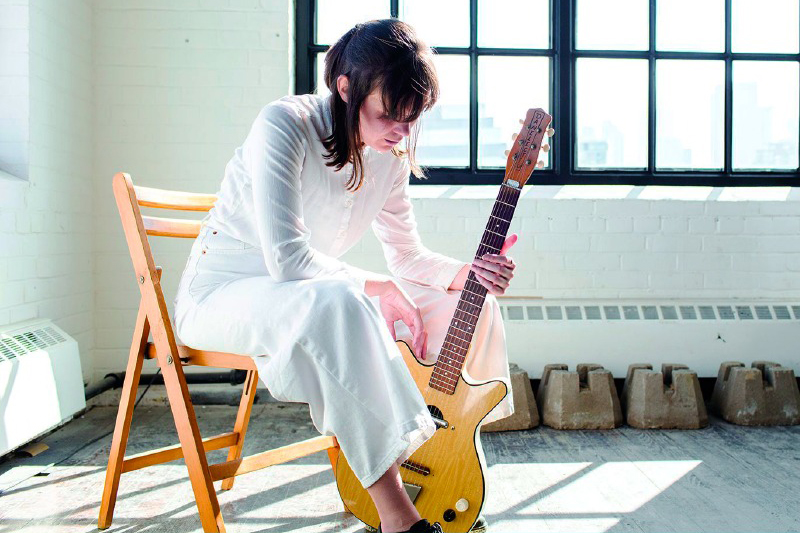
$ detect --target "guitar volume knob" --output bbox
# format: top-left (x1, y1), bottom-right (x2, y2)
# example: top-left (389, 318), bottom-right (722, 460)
top-left (455, 498), bottom-right (469, 512)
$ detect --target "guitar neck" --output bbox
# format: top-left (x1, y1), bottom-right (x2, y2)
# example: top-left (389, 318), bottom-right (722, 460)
top-left (429, 182), bottom-right (522, 394)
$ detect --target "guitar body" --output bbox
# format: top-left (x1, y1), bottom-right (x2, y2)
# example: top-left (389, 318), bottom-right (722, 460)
top-left (334, 340), bottom-right (507, 533)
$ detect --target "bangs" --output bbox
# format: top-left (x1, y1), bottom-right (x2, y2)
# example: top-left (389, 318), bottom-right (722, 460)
top-left (379, 60), bottom-right (438, 123)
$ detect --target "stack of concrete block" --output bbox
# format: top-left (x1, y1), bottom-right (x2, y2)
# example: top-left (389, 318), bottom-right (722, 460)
top-left (710, 361), bottom-right (800, 426)
top-left (482, 363), bottom-right (540, 432)
top-left (536, 363), bottom-right (622, 429)
top-left (622, 363), bottom-right (708, 429)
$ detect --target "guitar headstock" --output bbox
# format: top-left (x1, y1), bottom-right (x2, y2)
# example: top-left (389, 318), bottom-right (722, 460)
top-left (504, 108), bottom-right (552, 188)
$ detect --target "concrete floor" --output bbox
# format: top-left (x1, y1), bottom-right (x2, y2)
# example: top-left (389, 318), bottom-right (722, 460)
top-left (1, 396), bottom-right (799, 533)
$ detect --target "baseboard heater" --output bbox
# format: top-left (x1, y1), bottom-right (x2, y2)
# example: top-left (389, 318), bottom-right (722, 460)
top-left (497, 300), bottom-right (800, 379)
top-left (0, 319), bottom-right (86, 456)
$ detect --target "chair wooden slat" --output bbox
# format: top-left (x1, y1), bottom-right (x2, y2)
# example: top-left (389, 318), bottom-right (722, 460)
top-left (208, 436), bottom-right (338, 482)
top-left (135, 184), bottom-right (217, 211)
top-left (123, 432), bottom-right (239, 473)
top-left (145, 342), bottom-right (258, 371)
top-left (142, 215), bottom-right (203, 238)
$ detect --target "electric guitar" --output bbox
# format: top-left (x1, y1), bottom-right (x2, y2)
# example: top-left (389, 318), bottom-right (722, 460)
top-left (334, 108), bottom-right (553, 533)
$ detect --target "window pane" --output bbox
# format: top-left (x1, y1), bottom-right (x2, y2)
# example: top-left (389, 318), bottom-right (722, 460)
top-left (733, 61), bottom-right (799, 170)
top-left (401, 0), bottom-right (469, 48)
top-left (576, 0), bottom-right (648, 51)
top-left (478, 0), bottom-right (549, 49)
top-left (657, 0), bottom-right (724, 52)
top-left (416, 55), bottom-right (470, 167)
top-left (315, 52), bottom-right (328, 95)
top-left (478, 57), bottom-right (550, 168)
top-left (732, 0), bottom-right (799, 53)
top-left (656, 60), bottom-right (724, 170)
top-left (576, 58), bottom-right (648, 169)
top-left (316, 0), bottom-right (390, 45)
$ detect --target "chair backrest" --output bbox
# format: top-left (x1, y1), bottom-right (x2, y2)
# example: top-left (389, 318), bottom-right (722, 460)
top-left (111, 172), bottom-right (218, 364)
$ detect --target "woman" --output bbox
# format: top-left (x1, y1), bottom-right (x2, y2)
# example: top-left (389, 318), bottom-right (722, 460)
top-left (174, 18), bottom-right (547, 533)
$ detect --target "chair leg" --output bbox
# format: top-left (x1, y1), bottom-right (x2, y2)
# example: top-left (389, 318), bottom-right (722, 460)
top-left (159, 349), bottom-right (227, 533)
top-left (221, 369), bottom-right (259, 491)
top-left (98, 303), bottom-right (149, 530)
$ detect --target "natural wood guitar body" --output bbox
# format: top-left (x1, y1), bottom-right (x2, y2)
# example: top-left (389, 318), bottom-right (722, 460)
top-left (334, 340), bottom-right (507, 533)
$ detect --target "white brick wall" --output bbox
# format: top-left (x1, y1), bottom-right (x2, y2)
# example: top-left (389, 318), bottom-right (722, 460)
top-left (0, 0), bottom-right (94, 383)
top-left (342, 188), bottom-right (800, 301)
top-left (92, 0), bottom-right (293, 379)
top-left (0, 0), bottom-right (29, 179)
top-left (3, 1), bottom-right (800, 384)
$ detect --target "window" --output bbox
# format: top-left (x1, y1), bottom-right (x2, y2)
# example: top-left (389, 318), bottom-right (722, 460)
top-left (295, 0), bottom-right (800, 186)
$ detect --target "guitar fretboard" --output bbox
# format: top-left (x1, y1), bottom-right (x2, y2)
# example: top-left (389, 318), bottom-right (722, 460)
top-left (429, 183), bottom-right (522, 394)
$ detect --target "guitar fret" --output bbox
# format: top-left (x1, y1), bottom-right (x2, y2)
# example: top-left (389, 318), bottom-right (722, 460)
top-left (457, 301), bottom-right (482, 316)
top-left (430, 375), bottom-right (453, 390)
top-left (441, 344), bottom-right (464, 358)
top-left (434, 366), bottom-right (459, 382)
top-left (432, 370), bottom-right (458, 385)
top-left (448, 325), bottom-right (473, 343)
top-left (436, 362), bottom-right (461, 376)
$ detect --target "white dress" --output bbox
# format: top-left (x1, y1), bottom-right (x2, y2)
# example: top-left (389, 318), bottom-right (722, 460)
top-left (173, 93), bottom-right (513, 488)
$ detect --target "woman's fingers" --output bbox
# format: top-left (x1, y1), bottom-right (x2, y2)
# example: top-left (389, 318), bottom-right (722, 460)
top-left (472, 265), bottom-right (509, 289)
top-left (473, 270), bottom-right (506, 295)
top-left (473, 258), bottom-right (514, 280)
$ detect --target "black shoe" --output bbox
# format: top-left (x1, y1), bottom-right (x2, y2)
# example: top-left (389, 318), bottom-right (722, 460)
top-left (376, 518), bottom-right (443, 533)
top-left (470, 514), bottom-right (488, 532)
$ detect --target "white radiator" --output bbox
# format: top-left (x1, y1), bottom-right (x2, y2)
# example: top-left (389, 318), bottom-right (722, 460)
top-left (0, 319), bottom-right (86, 456)
top-left (498, 300), bottom-right (800, 379)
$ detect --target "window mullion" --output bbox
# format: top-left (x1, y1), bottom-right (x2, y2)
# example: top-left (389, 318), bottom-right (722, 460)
top-left (724, 0), bottom-right (733, 174)
top-left (469, 0), bottom-right (478, 174)
top-left (648, 0), bottom-right (656, 173)
top-left (556, 0), bottom-right (575, 180)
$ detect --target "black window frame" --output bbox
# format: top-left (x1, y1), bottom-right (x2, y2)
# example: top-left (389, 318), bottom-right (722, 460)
top-left (295, 0), bottom-right (800, 186)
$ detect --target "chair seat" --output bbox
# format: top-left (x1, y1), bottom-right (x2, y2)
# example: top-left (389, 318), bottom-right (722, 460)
top-left (145, 342), bottom-right (259, 370)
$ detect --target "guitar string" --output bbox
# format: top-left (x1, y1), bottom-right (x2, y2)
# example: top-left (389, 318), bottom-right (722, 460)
top-left (429, 113), bottom-right (549, 389)
top-left (410, 115), bottom-right (548, 486)
top-left (411, 183), bottom-right (518, 474)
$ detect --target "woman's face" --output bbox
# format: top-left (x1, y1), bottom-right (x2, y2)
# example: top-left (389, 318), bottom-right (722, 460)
top-left (337, 76), bottom-right (414, 153)
top-left (358, 89), bottom-right (413, 153)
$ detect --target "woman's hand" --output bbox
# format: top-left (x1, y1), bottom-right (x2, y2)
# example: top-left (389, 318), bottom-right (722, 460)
top-left (471, 233), bottom-right (518, 296)
top-left (364, 279), bottom-right (428, 359)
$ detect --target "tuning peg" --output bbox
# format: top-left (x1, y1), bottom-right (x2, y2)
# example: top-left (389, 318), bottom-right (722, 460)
top-left (541, 143), bottom-right (550, 152)
top-left (511, 133), bottom-right (518, 141)
top-left (519, 119), bottom-right (524, 125)
top-left (536, 160), bottom-right (545, 168)
top-left (504, 149), bottom-right (511, 157)
top-left (546, 127), bottom-right (555, 137)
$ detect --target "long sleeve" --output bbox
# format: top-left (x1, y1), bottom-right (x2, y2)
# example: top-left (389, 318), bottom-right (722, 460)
top-left (371, 158), bottom-right (468, 291)
top-left (242, 102), bottom-right (370, 290)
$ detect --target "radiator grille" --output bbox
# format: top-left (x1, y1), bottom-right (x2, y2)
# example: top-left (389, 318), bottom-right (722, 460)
top-left (0, 326), bottom-right (67, 362)
top-left (501, 303), bottom-right (800, 322)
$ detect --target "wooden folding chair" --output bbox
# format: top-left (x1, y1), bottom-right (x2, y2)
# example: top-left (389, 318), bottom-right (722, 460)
top-left (98, 172), bottom-right (343, 532)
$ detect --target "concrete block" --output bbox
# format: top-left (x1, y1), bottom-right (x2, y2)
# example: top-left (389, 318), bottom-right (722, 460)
top-left (536, 363), bottom-right (622, 430)
top-left (482, 363), bottom-right (539, 432)
top-left (623, 363), bottom-right (708, 429)
top-left (711, 360), bottom-right (800, 426)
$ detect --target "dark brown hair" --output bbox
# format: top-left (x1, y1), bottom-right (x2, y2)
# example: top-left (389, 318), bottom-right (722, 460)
top-left (322, 19), bottom-right (439, 191)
